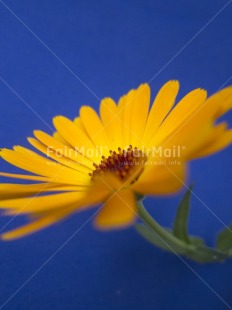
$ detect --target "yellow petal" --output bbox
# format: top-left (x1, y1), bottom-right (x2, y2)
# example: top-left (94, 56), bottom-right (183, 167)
top-left (127, 84), bottom-right (150, 147)
top-left (118, 84), bottom-right (150, 147)
top-left (0, 176), bottom-right (114, 219)
top-left (31, 175), bottom-right (115, 219)
top-left (1, 212), bottom-right (66, 241)
top-left (162, 86), bottom-right (232, 150)
top-left (74, 116), bottom-right (88, 134)
top-left (131, 162), bottom-right (186, 195)
top-left (28, 137), bottom-right (91, 174)
top-left (190, 129), bottom-right (232, 159)
top-left (0, 172), bottom-right (54, 182)
top-left (2, 183), bottom-right (109, 240)
top-left (34, 130), bottom-right (93, 170)
top-left (53, 132), bottom-right (70, 146)
top-left (0, 182), bottom-right (83, 200)
top-left (80, 106), bottom-right (113, 153)
top-left (187, 122), bottom-right (227, 159)
top-left (118, 88), bottom-right (136, 147)
top-left (0, 174), bottom-right (115, 239)
top-left (155, 87), bottom-right (232, 158)
top-left (100, 97), bottom-right (123, 150)
top-left (94, 189), bottom-right (136, 229)
top-left (189, 86), bottom-right (232, 123)
top-left (149, 88), bottom-right (207, 147)
top-left (53, 116), bottom-right (100, 162)
top-left (0, 191), bottom-right (86, 214)
top-left (91, 173), bottom-right (122, 192)
top-left (213, 86), bottom-right (232, 118)
top-left (159, 119), bottom-right (213, 159)
top-left (142, 80), bottom-right (179, 146)
top-left (0, 148), bottom-right (89, 186)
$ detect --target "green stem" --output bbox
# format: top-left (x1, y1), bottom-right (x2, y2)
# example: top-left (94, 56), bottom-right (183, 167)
top-left (137, 200), bottom-right (193, 252)
top-left (136, 200), bottom-right (230, 263)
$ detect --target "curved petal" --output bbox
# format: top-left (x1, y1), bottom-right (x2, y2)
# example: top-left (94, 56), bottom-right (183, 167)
top-left (149, 88), bottom-right (207, 147)
top-left (80, 106), bottom-right (113, 153)
top-left (213, 86), bottom-right (232, 118)
top-left (33, 130), bottom-right (93, 170)
top-left (0, 172), bottom-right (59, 183)
top-left (1, 211), bottom-right (67, 241)
top-left (190, 129), bottom-right (232, 159)
top-left (53, 132), bottom-right (71, 147)
top-left (0, 191), bottom-right (86, 215)
top-left (73, 116), bottom-right (88, 135)
top-left (53, 116), bottom-right (100, 162)
top-left (157, 119), bottom-right (213, 159)
top-left (28, 137), bottom-right (91, 174)
top-left (0, 148), bottom-right (89, 186)
top-left (100, 97), bottom-right (123, 150)
top-left (0, 182), bottom-right (84, 200)
top-left (142, 80), bottom-right (179, 146)
top-left (118, 84), bottom-right (150, 148)
top-left (155, 87), bottom-right (232, 159)
top-left (0, 174), bottom-right (115, 240)
top-left (94, 189), bottom-right (136, 229)
top-left (131, 162), bottom-right (186, 195)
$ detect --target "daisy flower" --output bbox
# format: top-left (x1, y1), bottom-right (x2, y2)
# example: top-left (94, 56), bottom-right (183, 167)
top-left (0, 81), bottom-right (231, 240)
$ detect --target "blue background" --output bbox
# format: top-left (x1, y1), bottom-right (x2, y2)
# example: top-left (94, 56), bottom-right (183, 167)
top-left (0, 0), bottom-right (232, 309)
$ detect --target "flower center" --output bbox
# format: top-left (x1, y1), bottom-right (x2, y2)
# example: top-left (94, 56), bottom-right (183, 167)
top-left (89, 145), bottom-right (147, 182)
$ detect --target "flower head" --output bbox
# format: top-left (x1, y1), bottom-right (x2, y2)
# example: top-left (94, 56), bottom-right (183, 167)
top-left (0, 81), bottom-right (231, 240)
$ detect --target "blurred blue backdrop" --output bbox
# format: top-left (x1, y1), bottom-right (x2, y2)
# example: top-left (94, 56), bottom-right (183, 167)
top-left (0, 0), bottom-right (232, 309)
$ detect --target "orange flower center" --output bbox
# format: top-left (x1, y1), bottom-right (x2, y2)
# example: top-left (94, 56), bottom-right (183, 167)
top-left (89, 145), bottom-right (147, 182)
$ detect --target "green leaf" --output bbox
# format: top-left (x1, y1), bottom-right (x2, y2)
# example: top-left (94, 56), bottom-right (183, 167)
top-left (173, 185), bottom-right (193, 243)
top-left (217, 225), bottom-right (232, 252)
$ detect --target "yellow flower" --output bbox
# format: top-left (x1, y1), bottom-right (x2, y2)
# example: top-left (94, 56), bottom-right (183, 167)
top-left (0, 81), bottom-right (232, 240)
